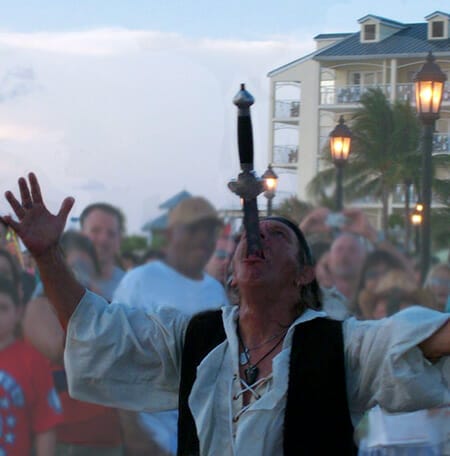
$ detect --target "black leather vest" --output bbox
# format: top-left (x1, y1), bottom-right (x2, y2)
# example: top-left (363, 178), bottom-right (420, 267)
top-left (177, 310), bottom-right (356, 455)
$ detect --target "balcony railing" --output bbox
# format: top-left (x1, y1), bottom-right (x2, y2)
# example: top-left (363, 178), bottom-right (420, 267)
top-left (274, 100), bottom-right (300, 118)
top-left (320, 82), bottom-right (450, 106)
top-left (433, 133), bottom-right (450, 154)
top-left (272, 145), bottom-right (298, 165)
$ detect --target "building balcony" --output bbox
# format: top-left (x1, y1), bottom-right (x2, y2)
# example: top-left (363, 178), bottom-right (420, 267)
top-left (320, 82), bottom-right (450, 106)
top-left (433, 133), bottom-right (450, 154)
top-left (272, 145), bottom-right (298, 167)
top-left (274, 99), bottom-right (300, 119)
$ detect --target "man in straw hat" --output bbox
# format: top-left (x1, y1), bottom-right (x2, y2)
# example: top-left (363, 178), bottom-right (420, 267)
top-left (113, 195), bottom-right (229, 455)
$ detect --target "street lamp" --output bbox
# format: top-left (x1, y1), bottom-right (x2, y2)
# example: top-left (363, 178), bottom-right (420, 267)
top-left (262, 164), bottom-right (278, 216)
top-left (414, 51), bottom-right (447, 281)
top-left (329, 115), bottom-right (352, 211)
top-left (410, 202), bottom-right (423, 256)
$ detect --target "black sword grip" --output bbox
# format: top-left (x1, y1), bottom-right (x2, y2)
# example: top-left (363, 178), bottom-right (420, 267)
top-left (237, 115), bottom-right (254, 171)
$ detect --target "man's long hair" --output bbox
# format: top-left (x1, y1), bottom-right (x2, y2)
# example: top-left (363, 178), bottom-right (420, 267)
top-left (263, 217), bottom-right (322, 314)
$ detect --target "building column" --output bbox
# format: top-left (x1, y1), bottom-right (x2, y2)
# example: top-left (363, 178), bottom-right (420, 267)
top-left (390, 58), bottom-right (397, 102)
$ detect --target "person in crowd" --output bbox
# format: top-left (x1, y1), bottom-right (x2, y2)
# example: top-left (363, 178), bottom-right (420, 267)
top-left (113, 196), bottom-right (229, 456)
top-left (327, 233), bottom-right (368, 301)
top-left (425, 263), bottom-right (450, 313)
top-left (141, 247), bottom-right (165, 264)
top-left (3, 174), bottom-right (450, 456)
top-left (79, 203), bottom-right (126, 300)
top-left (23, 230), bottom-right (123, 455)
top-left (308, 239), bottom-right (351, 320)
top-left (354, 270), bottom-right (448, 455)
top-left (300, 207), bottom-right (376, 318)
top-left (0, 219), bottom-right (36, 302)
top-left (0, 275), bottom-right (63, 455)
top-left (0, 248), bottom-right (21, 296)
top-left (358, 269), bottom-right (435, 320)
top-left (0, 246), bottom-right (37, 306)
top-left (349, 249), bottom-right (412, 319)
top-left (206, 223), bottom-right (239, 286)
top-left (121, 251), bottom-right (141, 271)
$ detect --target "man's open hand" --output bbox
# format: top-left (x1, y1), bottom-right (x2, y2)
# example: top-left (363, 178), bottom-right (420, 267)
top-left (3, 173), bottom-right (74, 257)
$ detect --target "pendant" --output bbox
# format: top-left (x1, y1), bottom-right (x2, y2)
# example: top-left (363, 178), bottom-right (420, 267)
top-left (239, 348), bottom-right (249, 365)
top-left (244, 365), bottom-right (259, 385)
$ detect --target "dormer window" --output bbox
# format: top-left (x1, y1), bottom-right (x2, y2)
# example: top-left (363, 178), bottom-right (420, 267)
top-left (364, 24), bottom-right (376, 41)
top-left (426, 12), bottom-right (450, 40)
top-left (431, 21), bottom-right (444, 38)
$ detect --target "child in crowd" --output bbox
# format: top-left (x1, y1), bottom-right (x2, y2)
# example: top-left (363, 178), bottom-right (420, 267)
top-left (0, 276), bottom-right (62, 455)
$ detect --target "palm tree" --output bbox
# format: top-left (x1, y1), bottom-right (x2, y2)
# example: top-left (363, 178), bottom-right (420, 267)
top-left (308, 89), bottom-right (424, 239)
top-left (390, 99), bottom-right (421, 250)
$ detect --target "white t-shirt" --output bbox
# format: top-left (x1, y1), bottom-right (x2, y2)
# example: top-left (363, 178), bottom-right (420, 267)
top-left (112, 260), bottom-right (229, 454)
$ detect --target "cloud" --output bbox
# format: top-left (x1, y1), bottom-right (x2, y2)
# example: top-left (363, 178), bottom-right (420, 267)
top-left (0, 27), bottom-right (313, 58)
top-left (0, 28), bottom-right (310, 232)
top-left (74, 179), bottom-right (106, 191)
top-left (0, 65), bottom-right (38, 103)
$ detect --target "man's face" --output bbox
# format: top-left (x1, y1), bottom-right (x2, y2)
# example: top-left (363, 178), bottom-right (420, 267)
top-left (81, 209), bottom-right (121, 268)
top-left (232, 220), bottom-right (301, 288)
top-left (168, 219), bottom-right (220, 276)
top-left (205, 230), bottom-right (237, 284)
top-left (329, 234), bottom-right (366, 280)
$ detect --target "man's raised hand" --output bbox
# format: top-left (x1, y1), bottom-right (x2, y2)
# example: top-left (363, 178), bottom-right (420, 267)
top-left (3, 173), bottom-right (74, 257)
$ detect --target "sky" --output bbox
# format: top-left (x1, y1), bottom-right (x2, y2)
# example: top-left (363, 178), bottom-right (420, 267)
top-left (0, 0), bottom-right (448, 234)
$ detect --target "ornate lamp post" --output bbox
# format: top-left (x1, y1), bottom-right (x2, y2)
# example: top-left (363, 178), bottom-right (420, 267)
top-left (262, 164), bottom-right (278, 216)
top-left (414, 51), bottom-right (447, 281)
top-left (329, 116), bottom-right (352, 211)
top-left (410, 202), bottom-right (423, 256)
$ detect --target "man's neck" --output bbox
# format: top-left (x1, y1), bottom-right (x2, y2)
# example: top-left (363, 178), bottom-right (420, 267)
top-left (99, 262), bottom-right (116, 280)
top-left (164, 257), bottom-right (204, 281)
top-left (238, 287), bottom-right (299, 345)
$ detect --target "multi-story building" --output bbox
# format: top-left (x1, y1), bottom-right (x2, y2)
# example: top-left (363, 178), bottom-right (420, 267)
top-left (267, 11), bottom-right (450, 224)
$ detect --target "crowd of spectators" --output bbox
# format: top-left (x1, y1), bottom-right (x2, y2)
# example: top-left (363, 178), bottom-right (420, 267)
top-left (0, 195), bottom-right (448, 455)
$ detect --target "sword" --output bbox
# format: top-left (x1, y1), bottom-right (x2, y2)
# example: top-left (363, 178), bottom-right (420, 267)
top-left (228, 84), bottom-right (264, 257)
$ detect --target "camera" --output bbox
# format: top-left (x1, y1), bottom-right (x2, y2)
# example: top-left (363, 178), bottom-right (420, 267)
top-left (325, 212), bottom-right (348, 229)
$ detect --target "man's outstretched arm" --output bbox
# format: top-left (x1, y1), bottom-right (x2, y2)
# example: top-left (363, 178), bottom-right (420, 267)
top-left (3, 173), bottom-right (84, 328)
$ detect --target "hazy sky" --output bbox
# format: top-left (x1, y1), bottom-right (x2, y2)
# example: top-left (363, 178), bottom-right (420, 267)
top-left (0, 0), bottom-right (448, 233)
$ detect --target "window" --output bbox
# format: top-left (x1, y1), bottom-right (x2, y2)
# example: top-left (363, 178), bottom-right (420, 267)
top-left (364, 24), bottom-right (376, 41)
top-left (432, 21), bottom-right (444, 38)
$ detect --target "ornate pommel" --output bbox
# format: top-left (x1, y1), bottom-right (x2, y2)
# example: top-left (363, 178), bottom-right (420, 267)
top-left (233, 83), bottom-right (255, 116)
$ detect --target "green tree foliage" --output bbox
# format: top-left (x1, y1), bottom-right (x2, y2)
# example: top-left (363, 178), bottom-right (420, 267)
top-left (121, 235), bottom-right (148, 255)
top-left (273, 196), bottom-right (313, 225)
top-left (307, 88), bottom-right (449, 250)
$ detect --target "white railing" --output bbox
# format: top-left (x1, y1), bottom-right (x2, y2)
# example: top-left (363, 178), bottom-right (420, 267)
top-left (272, 145), bottom-right (298, 165)
top-left (320, 82), bottom-right (450, 106)
top-left (274, 100), bottom-right (300, 118)
top-left (433, 133), bottom-right (450, 154)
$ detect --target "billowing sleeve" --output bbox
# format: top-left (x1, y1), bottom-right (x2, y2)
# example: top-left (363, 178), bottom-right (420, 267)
top-left (64, 290), bottom-right (191, 413)
top-left (344, 306), bottom-right (450, 416)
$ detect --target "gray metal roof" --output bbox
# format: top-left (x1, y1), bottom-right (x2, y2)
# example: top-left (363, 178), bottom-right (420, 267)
top-left (357, 14), bottom-right (405, 28)
top-left (314, 23), bottom-right (450, 61)
top-left (314, 33), bottom-right (353, 40)
top-left (141, 213), bottom-right (168, 232)
top-left (158, 190), bottom-right (192, 210)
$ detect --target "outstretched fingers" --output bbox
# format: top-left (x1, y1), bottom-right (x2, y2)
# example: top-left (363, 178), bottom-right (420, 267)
top-left (58, 197), bottom-right (75, 224)
top-left (1, 215), bottom-right (20, 233)
top-left (29, 172), bottom-right (44, 205)
top-left (5, 190), bottom-right (25, 220)
top-left (19, 177), bottom-right (33, 209)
